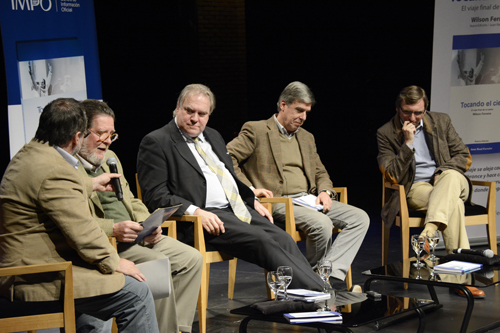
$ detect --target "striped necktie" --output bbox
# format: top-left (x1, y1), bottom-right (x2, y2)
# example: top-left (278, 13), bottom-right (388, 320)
top-left (193, 137), bottom-right (252, 223)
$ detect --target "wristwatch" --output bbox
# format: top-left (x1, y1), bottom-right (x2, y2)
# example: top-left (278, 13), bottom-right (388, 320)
top-left (320, 189), bottom-right (336, 200)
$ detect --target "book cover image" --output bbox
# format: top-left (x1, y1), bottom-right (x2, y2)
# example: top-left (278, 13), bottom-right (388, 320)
top-left (17, 38), bottom-right (87, 144)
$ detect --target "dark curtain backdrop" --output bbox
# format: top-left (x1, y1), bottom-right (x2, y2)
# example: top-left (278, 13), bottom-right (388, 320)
top-left (0, 0), bottom-right (435, 216)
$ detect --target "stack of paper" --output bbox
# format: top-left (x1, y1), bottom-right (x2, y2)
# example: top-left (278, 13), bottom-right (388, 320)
top-left (284, 310), bottom-right (342, 324)
top-left (433, 260), bottom-right (483, 275)
top-left (292, 194), bottom-right (323, 211)
top-left (277, 289), bottom-right (330, 303)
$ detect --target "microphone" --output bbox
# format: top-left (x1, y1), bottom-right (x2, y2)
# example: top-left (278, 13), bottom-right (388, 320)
top-left (452, 248), bottom-right (494, 258)
top-left (106, 157), bottom-right (123, 201)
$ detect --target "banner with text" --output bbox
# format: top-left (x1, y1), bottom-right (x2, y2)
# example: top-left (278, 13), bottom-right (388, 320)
top-left (432, 0), bottom-right (500, 154)
top-left (431, 0), bottom-right (500, 243)
top-left (0, 0), bottom-right (102, 158)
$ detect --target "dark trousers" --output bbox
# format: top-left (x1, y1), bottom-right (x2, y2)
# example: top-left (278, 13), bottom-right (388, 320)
top-left (205, 206), bottom-right (324, 291)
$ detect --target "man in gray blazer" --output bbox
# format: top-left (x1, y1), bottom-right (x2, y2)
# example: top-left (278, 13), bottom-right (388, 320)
top-left (377, 85), bottom-right (484, 298)
top-left (77, 100), bottom-right (202, 333)
top-left (137, 84), bottom-right (324, 291)
top-left (226, 81), bottom-right (369, 286)
top-left (0, 98), bottom-right (159, 332)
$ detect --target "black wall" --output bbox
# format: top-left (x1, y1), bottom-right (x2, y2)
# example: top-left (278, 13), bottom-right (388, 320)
top-left (0, 0), bottom-right (435, 216)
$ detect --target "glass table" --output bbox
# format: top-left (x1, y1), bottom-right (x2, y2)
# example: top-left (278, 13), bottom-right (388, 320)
top-left (362, 258), bottom-right (500, 333)
top-left (230, 294), bottom-right (437, 333)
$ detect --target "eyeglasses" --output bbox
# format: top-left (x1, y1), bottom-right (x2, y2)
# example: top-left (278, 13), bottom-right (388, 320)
top-left (84, 129), bottom-right (119, 142)
top-left (400, 109), bottom-right (426, 117)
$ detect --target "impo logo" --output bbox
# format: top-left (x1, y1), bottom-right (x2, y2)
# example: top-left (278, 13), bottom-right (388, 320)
top-left (11, 0), bottom-right (52, 11)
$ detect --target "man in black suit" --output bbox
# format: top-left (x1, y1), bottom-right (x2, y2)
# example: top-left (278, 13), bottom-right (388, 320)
top-left (137, 84), bottom-right (323, 290)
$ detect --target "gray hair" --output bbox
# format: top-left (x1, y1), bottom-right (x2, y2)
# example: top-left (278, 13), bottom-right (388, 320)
top-left (277, 81), bottom-right (316, 111)
top-left (177, 84), bottom-right (216, 114)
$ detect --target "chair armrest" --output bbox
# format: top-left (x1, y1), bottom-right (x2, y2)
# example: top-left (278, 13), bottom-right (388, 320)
top-left (0, 262), bottom-right (75, 317)
top-left (471, 180), bottom-right (496, 212)
top-left (382, 181), bottom-right (409, 218)
top-left (0, 262), bottom-right (72, 277)
top-left (260, 197), bottom-right (298, 241)
top-left (170, 215), bottom-right (206, 255)
top-left (332, 187), bottom-right (348, 204)
top-left (161, 220), bottom-right (177, 239)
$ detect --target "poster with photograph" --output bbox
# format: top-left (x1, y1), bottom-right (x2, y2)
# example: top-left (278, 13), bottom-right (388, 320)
top-left (0, 0), bottom-right (101, 157)
top-left (18, 56), bottom-right (87, 143)
top-left (431, 1), bottom-right (500, 244)
top-left (432, 2), bottom-right (500, 154)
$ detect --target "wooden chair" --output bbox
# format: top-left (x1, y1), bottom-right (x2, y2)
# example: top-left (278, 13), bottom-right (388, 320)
top-left (136, 174), bottom-right (236, 333)
top-left (0, 262), bottom-right (75, 333)
top-left (262, 187), bottom-right (353, 291)
top-left (382, 178), bottom-right (498, 281)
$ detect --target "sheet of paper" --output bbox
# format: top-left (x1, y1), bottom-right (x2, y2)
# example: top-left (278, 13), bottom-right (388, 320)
top-left (136, 257), bottom-right (171, 299)
top-left (134, 205), bottom-right (181, 243)
top-left (292, 194), bottom-right (323, 211)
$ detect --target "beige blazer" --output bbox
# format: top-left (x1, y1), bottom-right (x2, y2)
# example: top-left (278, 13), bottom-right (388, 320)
top-left (77, 150), bottom-right (151, 235)
top-left (0, 140), bottom-right (124, 301)
top-left (226, 115), bottom-right (334, 197)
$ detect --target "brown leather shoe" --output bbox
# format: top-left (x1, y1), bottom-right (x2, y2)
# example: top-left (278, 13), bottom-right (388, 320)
top-left (454, 286), bottom-right (485, 299)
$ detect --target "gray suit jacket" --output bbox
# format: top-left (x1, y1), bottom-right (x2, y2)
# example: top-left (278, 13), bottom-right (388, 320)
top-left (226, 115), bottom-right (334, 197)
top-left (0, 140), bottom-right (123, 301)
top-left (376, 111), bottom-right (472, 227)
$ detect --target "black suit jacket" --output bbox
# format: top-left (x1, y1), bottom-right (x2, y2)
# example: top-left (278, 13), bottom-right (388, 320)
top-left (137, 119), bottom-right (256, 217)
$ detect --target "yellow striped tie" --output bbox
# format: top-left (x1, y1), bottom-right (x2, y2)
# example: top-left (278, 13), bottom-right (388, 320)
top-left (193, 137), bottom-right (252, 223)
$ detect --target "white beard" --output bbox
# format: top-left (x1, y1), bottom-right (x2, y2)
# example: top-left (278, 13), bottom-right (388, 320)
top-left (79, 144), bottom-right (105, 167)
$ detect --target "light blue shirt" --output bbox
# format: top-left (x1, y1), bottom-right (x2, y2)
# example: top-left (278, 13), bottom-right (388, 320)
top-left (175, 117), bottom-right (239, 214)
top-left (55, 146), bottom-right (79, 170)
top-left (406, 120), bottom-right (436, 183)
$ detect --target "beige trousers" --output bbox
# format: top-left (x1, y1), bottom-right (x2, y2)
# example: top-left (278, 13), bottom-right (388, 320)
top-left (407, 169), bottom-right (470, 254)
top-left (119, 236), bottom-right (203, 333)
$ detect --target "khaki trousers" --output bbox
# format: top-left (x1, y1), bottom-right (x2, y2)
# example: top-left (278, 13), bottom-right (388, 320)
top-left (407, 169), bottom-right (470, 254)
top-left (119, 236), bottom-right (203, 333)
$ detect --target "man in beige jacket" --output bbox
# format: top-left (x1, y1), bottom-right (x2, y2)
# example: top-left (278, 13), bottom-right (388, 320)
top-left (77, 99), bottom-right (202, 333)
top-left (0, 98), bottom-right (159, 332)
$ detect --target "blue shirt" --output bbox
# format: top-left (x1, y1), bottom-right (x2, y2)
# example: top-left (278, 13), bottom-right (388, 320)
top-left (407, 120), bottom-right (436, 183)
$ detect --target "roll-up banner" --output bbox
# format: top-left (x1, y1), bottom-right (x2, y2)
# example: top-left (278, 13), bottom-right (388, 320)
top-left (432, 0), bottom-right (500, 244)
top-left (0, 0), bottom-right (101, 158)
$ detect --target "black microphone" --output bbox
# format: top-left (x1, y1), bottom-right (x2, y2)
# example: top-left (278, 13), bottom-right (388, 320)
top-left (106, 157), bottom-right (123, 201)
top-left (452, 248), bottom-right (494, 258)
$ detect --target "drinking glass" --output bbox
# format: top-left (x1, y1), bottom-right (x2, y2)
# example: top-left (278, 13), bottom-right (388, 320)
top-left (411, 234), bottom-right (426, 279)
top-left (427, 230), bottom-right (440, 264)
top-left (266, 271), bottom-right (283, 301)
top-left (277, 266), bottom-right (293, 300)
top-left (318, 259), bottom-right (332, 311)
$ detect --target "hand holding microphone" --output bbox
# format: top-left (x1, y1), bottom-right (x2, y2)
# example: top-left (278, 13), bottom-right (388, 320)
top-left (452, 248), bottom-right (494, 258)
top-left (106, 157), bottom-right (124, 201)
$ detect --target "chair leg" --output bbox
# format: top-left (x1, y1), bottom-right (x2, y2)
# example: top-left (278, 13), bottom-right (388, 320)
top-left (345, 266), bottom-right (353, 291)
top-left (111, 318), bottom-right (118, 333)
top-left (401, 221), bottom-right (410, 289)
top-left (228, 258), bottom-right (237, 299)
top-left (197, 262), bottom-right (210, 333)
top-left (486, 220), bottom-right (498, 255)
top-left (382, 220), bottom-right (390, 266)
top-left (264, 269), bottom-right (273, 300)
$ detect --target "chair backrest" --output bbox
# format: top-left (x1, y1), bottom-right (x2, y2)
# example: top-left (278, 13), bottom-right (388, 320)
top-left (136, 173), bottom-right (143, 201)
top-left (0, 262), bottom-right (75, 333)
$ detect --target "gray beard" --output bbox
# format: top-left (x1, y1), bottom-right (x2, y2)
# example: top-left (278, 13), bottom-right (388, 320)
top-left (79, 145), bottom-right (104, 168)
